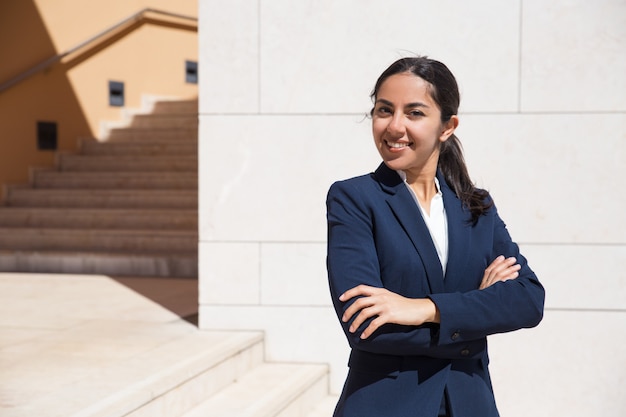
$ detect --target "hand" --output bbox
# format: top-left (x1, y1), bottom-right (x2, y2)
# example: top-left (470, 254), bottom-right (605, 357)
top-left (480, 255), bottom-right (520, 289)
top-left (339, 285), bottom-right (440, 339)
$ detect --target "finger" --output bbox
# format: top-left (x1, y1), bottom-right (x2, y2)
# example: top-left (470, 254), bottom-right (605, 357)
top-left (480, 261), bottom-right (521, 289)
top-left (494, 259), bottom-right (519, 280)
top-left (342, 296), bottom-right (370, 323)
top-left (343, 294), bottom-right (381, 328)
top-left (501, 266), bottom-right (521, 281)
top-left (482, 258), bottom-right (504, 288)
top-left (360, 316), bottom-right (384, 339)
top-left (487, 257), bottom-right (517, 280)
top-left (481, 256), bottom-right (514, 289)
top-left (483, 255), bottom-right (504, 275)
top-left (350, 305), bottom-right (379, 333)
top-left (339, 284), bottom-right (376, 302)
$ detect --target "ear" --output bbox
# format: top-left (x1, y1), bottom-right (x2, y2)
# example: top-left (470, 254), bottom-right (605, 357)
top-left (439, 115), bottom-right (459, 142)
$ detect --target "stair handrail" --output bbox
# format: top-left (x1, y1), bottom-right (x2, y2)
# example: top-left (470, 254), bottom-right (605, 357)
top-left (0, 7), bottom-right (197, 94)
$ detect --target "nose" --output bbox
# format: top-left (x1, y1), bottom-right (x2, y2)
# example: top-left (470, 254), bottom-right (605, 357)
top-left (386, 113), bottom-right (405, 137)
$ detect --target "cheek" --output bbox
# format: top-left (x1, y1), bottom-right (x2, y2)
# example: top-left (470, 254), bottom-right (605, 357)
top-left (371, 120), bottom-right (386, 139)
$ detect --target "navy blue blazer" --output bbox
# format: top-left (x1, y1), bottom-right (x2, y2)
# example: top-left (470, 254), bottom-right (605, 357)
top-left (326, 163), bottom-right (545, 417)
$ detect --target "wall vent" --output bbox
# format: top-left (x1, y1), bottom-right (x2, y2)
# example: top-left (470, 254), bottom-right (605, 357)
top-left (185, 60), bottom-right (198, 84)
top-left (109, 81), bottom-right (124, 106)
top-left (37, 121), bottom-right (57, 150)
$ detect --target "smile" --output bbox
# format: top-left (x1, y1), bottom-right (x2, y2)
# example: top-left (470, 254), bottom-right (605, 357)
top-left (385, 140), bottom-right (412, 149)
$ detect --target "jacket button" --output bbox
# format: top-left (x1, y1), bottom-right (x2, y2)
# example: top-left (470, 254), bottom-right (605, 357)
top-left (451, 331), bottom-right (460, 341)
top-left (461, 349), bottom-right (470, 356)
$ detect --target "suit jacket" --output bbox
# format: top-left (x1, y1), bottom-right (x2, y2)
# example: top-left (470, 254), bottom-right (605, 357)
top-left (326, 163), bottom-right (545, 417)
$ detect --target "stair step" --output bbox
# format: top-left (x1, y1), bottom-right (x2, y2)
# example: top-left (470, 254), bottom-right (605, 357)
top-left (108, 128), bottom-right (197, 142)
top-left (2, 99), bottom-right (200, 278)
top-left (305, 395), bottom-right (339, 417)
top-left (0, 249), bottom-right (197, 277)
top-left (0, 228), bottom-right (197, 252)
top-left (2, 327), bottom-right (265, 417)
top-left (79, 139), bottom-right (197, 156)
top-left (152, 99), bottom-right (198, 114)
top-left (5, 188), bottom-right (197, 209)
top-left (32, 171), bottom-right (197, 189)
top-left (182, 363), bottom-right (329, 417)
top-left (0, 207), bottom-right (197, 229)
top-left (57, 154), bottom-right (197, 172)
top-left (129, 114), bottom-right (198, 129)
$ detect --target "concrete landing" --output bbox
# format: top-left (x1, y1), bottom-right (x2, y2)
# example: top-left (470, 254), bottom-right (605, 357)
top-left (0, 273), bottom-right (201, 416)
top-left (0, 273), bottom-right (336, 417)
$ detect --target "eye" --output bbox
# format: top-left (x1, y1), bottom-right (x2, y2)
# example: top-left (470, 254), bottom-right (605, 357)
top-left (375, 106), bottom-right (392, 116)
top-left (408, 110), bottom-right (424, 118)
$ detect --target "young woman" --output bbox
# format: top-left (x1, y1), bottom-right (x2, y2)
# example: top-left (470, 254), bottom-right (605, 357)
top-left (326, 57), bottom-right (545, 417)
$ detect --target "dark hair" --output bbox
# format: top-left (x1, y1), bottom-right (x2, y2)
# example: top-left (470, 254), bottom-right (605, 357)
top-left (371, 56), bottom-right (492, 222)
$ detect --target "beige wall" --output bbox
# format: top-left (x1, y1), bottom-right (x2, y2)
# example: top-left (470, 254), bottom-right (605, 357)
top-left (0, 0), bottom-right (197, 192)
top-left (197, 0), bottom-right (626, 415)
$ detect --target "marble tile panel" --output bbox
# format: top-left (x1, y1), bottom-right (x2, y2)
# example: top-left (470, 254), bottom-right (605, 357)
top-left (260, 242), bottom-right (329, 306)
top-left (198, 241), bottom-right (261, 305)
top-left (521, 0), bottom-right (626, 111)
top-left (520, 244), bottom-right (626, 311)
top-left (458, 113), bottom-right (625, 243)
top-left (488, 309), bottom-right (626, 417)
top-left (198, 0), bottom-right (259, 114)
top-left (198, 114), bottom-right (379, 242)
top-left (260, 0), bottom-right (521, 113)
top-left (198, 304), bottom-right (350, 393)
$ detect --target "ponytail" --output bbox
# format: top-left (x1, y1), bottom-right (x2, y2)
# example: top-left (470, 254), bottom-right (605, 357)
top-left (439, 134), bottom-right (492, 224)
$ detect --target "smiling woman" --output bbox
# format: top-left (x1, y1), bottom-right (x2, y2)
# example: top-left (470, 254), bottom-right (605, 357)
top-left (371, 73), bottom-right (457, 212)
top-left (326, 57), bottom-right (545, 417)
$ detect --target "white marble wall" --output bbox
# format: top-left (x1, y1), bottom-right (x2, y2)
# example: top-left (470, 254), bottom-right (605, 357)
top-left (198, 1), bottom-right (626, 415)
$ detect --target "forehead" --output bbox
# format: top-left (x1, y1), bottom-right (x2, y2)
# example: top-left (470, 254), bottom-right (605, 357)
top-left (377, 72), bottom-right (436, 105)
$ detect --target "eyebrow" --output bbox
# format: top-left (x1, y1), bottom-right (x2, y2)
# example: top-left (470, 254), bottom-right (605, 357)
top-left (375, 98), bottom-right (430, 109)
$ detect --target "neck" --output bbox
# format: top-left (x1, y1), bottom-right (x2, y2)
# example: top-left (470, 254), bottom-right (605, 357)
top-left (401, 168), bottom-right (439, 208)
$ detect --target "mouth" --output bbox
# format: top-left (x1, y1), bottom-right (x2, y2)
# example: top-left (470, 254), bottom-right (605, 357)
top-left (384, 140), bottom-right (413, 149)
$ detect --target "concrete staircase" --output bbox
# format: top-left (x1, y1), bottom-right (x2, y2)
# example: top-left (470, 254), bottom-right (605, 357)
top-left (19, 329), bottom-right (336, 417)
top-left (0, 273), bottom-right (338, 417)
top-left (65, 330), bottom-right (335, 417)
top-left (0, 100), bottom-right (198, 277)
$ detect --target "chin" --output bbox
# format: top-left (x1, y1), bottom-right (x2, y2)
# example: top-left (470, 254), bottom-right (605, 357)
top-left (382, 159), bottom-right (408, 172)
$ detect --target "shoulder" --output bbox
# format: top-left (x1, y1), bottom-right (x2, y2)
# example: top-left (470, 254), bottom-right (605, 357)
top-left (326, 172), bottom-right (387, 215)
top-left (328, 173), bottom-right (377, 194)
top-left (328, 162), bottom-right (400, 198)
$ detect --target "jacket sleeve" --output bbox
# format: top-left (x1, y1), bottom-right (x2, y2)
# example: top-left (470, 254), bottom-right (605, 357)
top-left (326, 180), bottom-right (486, 359)
top-left (429, 205), bottom-right (545, 346)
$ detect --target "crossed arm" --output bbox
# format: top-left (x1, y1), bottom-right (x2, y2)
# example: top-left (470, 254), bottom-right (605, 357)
top-left (327, 181), bottom-right (544, 356)
top-left (340, 255), bottom-right (521, 340)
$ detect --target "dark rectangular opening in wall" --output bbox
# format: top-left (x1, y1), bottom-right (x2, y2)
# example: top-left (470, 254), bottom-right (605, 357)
top-left (37, 121), bottom-right (57, 150)
top-left (185, 60), bottom-right (198, 84)
top-left (109, 80), bottom-right (124, 106)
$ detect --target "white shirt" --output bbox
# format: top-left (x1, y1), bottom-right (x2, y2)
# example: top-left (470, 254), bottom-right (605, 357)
top-left (397, 171), bottom-right (449, 275)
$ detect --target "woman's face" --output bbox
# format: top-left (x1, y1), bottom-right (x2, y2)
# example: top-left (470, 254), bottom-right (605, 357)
top-left (372, 72), bottom-right (457, 179)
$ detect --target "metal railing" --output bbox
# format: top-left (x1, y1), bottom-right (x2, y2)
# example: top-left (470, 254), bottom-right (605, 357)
top-left (0, 8), bottom-right (197, 94)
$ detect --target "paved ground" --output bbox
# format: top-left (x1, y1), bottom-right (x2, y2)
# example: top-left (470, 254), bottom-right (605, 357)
top-left (0, 272), bottom-right (198, 416)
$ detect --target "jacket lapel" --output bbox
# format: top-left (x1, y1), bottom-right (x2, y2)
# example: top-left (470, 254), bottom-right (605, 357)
top-left (437, 171), bottom-right (472, 290)
top-left (374, 164), bottom-right (445, 294)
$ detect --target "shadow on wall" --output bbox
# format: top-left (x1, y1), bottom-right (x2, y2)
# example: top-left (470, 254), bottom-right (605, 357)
top-left (112, 276), bottom-right (199, 325)
top-left (0, 0), bottom-right (91, 192)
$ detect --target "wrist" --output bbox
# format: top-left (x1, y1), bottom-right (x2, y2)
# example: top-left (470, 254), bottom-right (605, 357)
top-left (425, 298), bottom-right (441, 323)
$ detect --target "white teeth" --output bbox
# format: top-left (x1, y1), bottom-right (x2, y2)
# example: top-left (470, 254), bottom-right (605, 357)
top-left (386, 141), bottom-right (409, 148)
